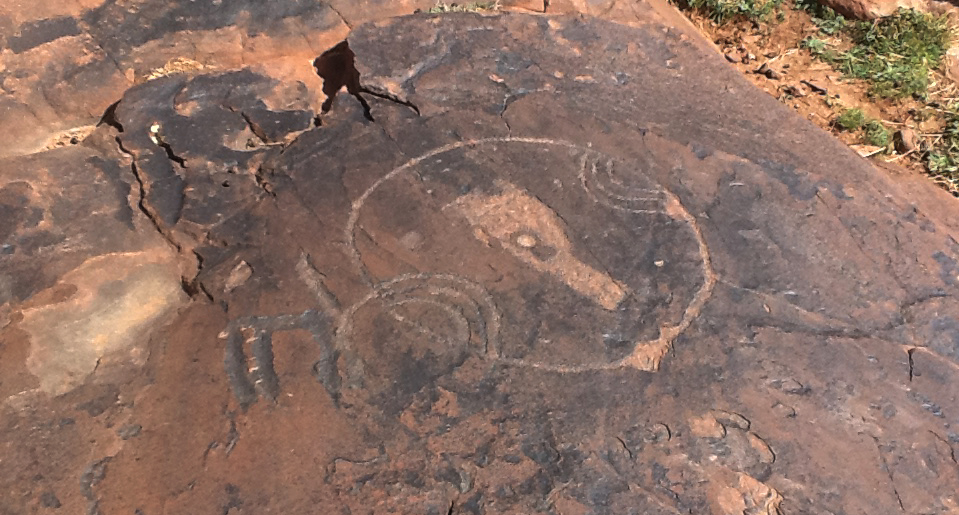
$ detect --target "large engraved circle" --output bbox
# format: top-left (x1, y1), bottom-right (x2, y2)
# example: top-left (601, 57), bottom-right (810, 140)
top-left (340, 137), bottom-right (715, 373)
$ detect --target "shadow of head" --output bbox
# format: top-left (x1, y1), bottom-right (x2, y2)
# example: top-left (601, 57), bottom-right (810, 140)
top-left (313, 40), bottom-right (369, 118)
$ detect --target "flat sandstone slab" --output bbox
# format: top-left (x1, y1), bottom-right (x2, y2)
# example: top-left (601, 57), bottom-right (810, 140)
top-left (2, 11), bottom-right (959, 515)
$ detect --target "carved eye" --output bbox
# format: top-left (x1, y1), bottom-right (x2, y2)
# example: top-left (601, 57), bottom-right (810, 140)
top-left (515, 233), bottom-right (537, 248)
top-left (511, 230), bottom-right (557, 261)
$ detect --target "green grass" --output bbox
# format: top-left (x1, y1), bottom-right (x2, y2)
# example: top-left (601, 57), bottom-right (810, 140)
top-left (863, 119), bottom-right (891, 146)
top-left (835, 108), bottom-right (892, 148)
top-left (684, 0), bottom-right (956, 188)
top-left (686, 0), bottom-right (783, 23)
top-left (836, 108), bottom-right (866, 130)
top-left (802, 36), bottom-right (828, 55)
top-left (429, 1), bottom-right (500, 12)
top-left (808, 9), bottom-right (953, 99)
top-left (795, 0), bottom-right (846, 35)
top-left (927, 105), bottom-right (959, 183)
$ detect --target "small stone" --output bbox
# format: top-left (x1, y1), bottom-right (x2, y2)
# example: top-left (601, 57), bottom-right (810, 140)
top-left (801, 80), bottom-right (828, 94)
top-left (117, 424), bottom-right (142, 440)
top-left (747, 432), bottom-right (776, 464)
top-left (773, 378), bottom-right (809, 395)
top-left (224, 261), bottom-right (253, 292)
top-left (689, 414), bottom-right (726, 439)
top-left (712, 410), bottom-right (750, 430)
top-left (725, 52), bottom-right (740, 64)
top-left (39, 492), bottom-right (61, 509)
top-left (784, 83), bottom-right (806, 97)
top-left (882, 404), bottom-right (897, 419)
top-left (756, 63), bottom-right (782, 80)
top-left (644, 423), bottom-right (671, 443)
top-left (771, 402), bottom-right (797, 418)
top-left (894, 128), bottom-right (918, 153)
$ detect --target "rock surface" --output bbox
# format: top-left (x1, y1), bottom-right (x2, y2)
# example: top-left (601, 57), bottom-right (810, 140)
top-left (818, 0), bottom-right (922, 19)
top-left (0, 0), bottom-right (697, 159)
top-left (818, 0), bottom-right (959, 20)
top-left (2, 6), bottom-right (959, 515)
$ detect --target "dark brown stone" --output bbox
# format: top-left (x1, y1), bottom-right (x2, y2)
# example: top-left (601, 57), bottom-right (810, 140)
top-left (1, 8), bottom-right (959, 515)
top-left (895, 128), bottom-right (919, 153)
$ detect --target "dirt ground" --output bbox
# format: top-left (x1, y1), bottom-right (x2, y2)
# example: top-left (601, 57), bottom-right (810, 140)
top-left (674, 2), bottom-right (959, 196)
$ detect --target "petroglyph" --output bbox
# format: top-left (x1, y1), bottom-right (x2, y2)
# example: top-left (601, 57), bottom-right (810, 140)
top-left (578, 154), bottom-right (667, 214)
top-left (452, 181), bottom-right (628, 310)
top-left (222, 136), bottom-right (716, 406)
top-left (222, 310), bottom-right (334, 407)
top-left (335, 273), bottom-right (500, 358)
top-left (345, 137), bottom-right (714, 372)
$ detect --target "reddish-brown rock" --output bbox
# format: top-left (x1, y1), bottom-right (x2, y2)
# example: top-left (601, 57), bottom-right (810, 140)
top-left (1, 6), bottom-right (959, 515)
top-left (818, 0), bottom-right (923, 19)
top-left (818, 0), bottom-right (959, 19)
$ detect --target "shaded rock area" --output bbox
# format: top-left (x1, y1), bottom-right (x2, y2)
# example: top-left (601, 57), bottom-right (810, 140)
top-left (2, 5), bottom-right (959, 515)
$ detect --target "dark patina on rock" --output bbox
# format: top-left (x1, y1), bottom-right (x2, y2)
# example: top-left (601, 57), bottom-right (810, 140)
top-left (2, 9), bottom-right (959, 515)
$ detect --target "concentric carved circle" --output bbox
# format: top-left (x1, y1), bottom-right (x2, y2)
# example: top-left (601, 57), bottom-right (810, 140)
top-left (332, 273), bottom-right (499, 406)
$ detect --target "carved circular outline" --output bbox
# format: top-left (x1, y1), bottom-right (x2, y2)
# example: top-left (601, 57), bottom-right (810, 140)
top-left (343, 137), bottom-right (716, 372)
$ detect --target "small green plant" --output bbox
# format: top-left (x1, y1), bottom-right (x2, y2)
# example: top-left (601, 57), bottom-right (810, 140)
top-left (429, 1), bottom-right (500, 12)
top-left (836, 108), bottom-right (866, 130)
top-left (832, 9), bottom-right (953, 98)
top-left (796, 0), bottom-right (846, 34)
top-left (835, 109), bottom-right (891, 149)
top-left (926, 104), bottom-right (959, 185)
top-left (814, 10), bottom-right (846, 34)
top-left (928, 151), bottom-right (957, 175)
top-left (863, 119), bottom-right (891, 146)
top-left (686, 0), bottom-right (783, 23)
top-left (802, 36), bottom-right (828, 55)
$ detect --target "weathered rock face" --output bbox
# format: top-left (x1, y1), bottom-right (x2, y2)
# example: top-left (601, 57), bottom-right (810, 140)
top-left (0, 0), bottom-right (438, 158)
top-left (0, 0), bottom-right (710, 160)
top-left (2, 9), bottom-right (959, 515)
top-left (818, 0), bottom-right (921, 19)
top-left (816, 0), bottom-right (959, 20)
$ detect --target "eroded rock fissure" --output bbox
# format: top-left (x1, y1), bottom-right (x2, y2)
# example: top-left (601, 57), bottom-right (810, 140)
top-left (185, 249), bottom-right (214, 302)
top-left (238, 111), bottom-right (270, 145)
top-left (97, 100), bottom-right (124, 132)
top-left (154, 133), bottom-right (187, 168)
top-left (223, 105), bottom-right (272, 146)
top-left (112, 132), bottom-right (207, 300)
top-left (253, 165), bottom-right (277, 197)
top-left (359, 83), bottom-right (421, 116)
top-left (326, 3), bottom-right (354, 30)
top-left (94, 37), bottom-right (434, 300)
top-left (907, 347), bottom-right (916, 381)
top-left (873, 436), bottom-right (906, 512)
top-left (113, 136), bottom-right (169, 243)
